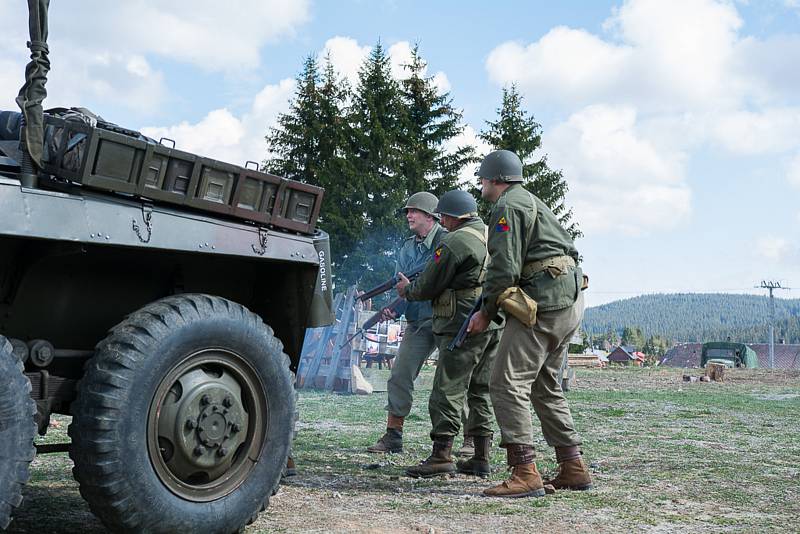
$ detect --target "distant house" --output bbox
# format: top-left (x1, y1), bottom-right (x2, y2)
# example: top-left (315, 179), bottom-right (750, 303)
top-left (608, 345), bottom-right (645, 366)
top-left (661, 342), bottom-right (800, 369)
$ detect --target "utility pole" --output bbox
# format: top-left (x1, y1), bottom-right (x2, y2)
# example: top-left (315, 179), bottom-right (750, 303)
top-left (756, 281), bottom-right (791, 369)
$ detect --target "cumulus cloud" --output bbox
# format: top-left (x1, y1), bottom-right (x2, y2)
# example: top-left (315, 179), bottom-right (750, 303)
top-left (547, 105), bottom-right (690, 235)
top-left (788, 152), bottom-right (800, 188)
top-left (319, 37), bottom-right (371, 86)
top-left (756, 236), bottom-right (791, 262)
top-left (485, 0), bottom-right (800, 235)
top-left (0, 1), bottom-right (309, 115)
top-left (141, 79), bottom-right (295, 165)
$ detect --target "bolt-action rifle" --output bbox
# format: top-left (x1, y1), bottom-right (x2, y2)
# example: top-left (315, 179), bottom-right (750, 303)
top-left (448, 297), bottom-right (483, 351)
top-left (357, 263), bottom-right (427, 303)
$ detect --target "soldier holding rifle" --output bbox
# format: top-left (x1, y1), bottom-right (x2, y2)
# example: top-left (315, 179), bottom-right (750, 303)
top-left (467, 150), bottom-right (592, 498)
top-left (395, 190), bottom-right (503, 478)
top-left (366, 192), bottom-right (446, 453)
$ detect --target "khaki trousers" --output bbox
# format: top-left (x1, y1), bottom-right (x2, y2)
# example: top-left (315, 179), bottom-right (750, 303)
top-left (385, 319), bottom-right (437, 417)
top-left (490, 291), bottom-right (585, 448)
top-left (428, 329), bottom-right (500, 439)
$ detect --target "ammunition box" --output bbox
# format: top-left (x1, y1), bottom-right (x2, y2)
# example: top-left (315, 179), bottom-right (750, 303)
top-left (41, 115), bottom-right (324, 234)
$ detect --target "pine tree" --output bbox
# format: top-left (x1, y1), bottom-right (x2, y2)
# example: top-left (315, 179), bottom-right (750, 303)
top-left (342, 42), bottom-right (407, 289)
top-left (478, 84), bottom-right (581, 239)
top-left (398, 45), bottom-right (476, 197)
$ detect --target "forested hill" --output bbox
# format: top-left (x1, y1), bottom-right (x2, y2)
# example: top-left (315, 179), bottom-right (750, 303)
top-left (583, 293), bottom-right (800, 344)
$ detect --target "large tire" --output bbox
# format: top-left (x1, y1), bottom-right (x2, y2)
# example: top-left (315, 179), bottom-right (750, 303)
top-left (69, 294), bottom-right (295, 533)
top-left (0, 336), bottom-right (37, 530)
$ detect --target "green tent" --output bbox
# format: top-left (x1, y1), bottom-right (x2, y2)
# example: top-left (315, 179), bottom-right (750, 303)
top-left (701, 342), bottom-right (759, 368)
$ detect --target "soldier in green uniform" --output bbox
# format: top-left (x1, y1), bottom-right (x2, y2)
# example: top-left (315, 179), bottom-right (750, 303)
top-left (467, 150), bottom-right (592, 498)
top-left (395, 190), bottom-right (503, 478)
top-left (367, 192), bottom-right (447, 453)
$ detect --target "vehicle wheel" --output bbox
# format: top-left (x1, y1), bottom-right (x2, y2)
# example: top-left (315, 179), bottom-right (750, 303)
top-left (69, 294), bottom-right (295, 533)
top-left (0, 336), bottom-right (37, 530)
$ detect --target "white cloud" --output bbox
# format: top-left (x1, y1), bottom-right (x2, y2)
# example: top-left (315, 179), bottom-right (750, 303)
top-left (486, 27), bottom-right (631, 106)
top-left (711, 109), bottom-right (800, 155)
top-left (443, 125), bottom-right (492, 188)
top-left (484, 0), bottom-right (800, 237)
top-left (51, 1), bottom-right (310, 72)
top-left (788, 153), bottom-right (800, 188)
top-left (0, 2), bottom-right (309, 115)
top-left (319, 37), bottom-right (371, 86)
top-left (756, 236), bottom-right (790, 262)
top-left (547, 105), bottom-right (690, 236)
top-left (141, 78), bottom-right (295, 165)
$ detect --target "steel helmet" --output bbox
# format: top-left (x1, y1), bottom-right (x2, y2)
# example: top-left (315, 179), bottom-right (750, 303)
top-left (475, 149), bottom-right (523, 182)
top-left (400, 191), bottom-right (440, 220)
top-left (435, 190), bottom-right (478, 219)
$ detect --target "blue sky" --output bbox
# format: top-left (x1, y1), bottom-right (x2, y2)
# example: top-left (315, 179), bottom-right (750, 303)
top-left (1, 0), bottom-right (799, 307)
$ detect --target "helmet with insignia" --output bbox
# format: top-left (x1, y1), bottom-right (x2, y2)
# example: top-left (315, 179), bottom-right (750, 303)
top-left (435, 190), bottom-right (478, 219)
top-left (400, 191), bottom-right (440, 220)
top-left (475, 149), bottom-right (523, 182)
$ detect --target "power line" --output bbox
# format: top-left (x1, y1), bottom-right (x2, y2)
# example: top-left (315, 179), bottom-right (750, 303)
top-left (755, 280), bottom-right (792, 369)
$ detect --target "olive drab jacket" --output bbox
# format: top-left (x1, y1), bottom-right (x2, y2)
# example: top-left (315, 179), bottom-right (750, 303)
top-left (404, 218), bottom-right (500, 335)
top-left (481, 183), bottom-right (581, 320)
top-left (393, 223), bottom-right (446, 323)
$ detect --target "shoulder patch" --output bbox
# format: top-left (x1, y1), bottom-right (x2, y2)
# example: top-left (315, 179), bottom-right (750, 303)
top-left (434, 246), bottom-right (444, 264)
top-left (495, 215), bottom-right (510, 233)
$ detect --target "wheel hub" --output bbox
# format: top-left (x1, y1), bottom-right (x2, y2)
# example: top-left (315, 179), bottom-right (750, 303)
top-left (147, 350), bottom-right (264, 502)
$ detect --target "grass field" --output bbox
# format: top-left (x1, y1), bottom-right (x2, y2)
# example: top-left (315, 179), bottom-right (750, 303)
top-left (8, 366), bottom-right (800, 533)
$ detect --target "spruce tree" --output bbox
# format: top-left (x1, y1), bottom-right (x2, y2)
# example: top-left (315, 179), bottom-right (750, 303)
top-left (342, 42), bottom-right (407, 290)
top-left (478, 84), bottom-right (581, 239)
top-left (398, 45), bottom-right (476, 197)
top-left (264, 55), bottom-right (321, 182)
top-left (264, 55), bottom-right (362, 287)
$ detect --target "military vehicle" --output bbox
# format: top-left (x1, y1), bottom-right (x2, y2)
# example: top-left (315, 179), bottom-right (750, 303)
top-left (0, 2), bottom-right (334, 532)
top-left (700, 341), bottom-right (759, 369)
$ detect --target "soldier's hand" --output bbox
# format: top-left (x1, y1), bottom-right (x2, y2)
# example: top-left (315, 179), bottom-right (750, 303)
top-left (467, 310), bottom-right (489, 335)
top-left (380, 307), bottom-right (398, 322)
top-left (395, 272), bottom-right (410, 298)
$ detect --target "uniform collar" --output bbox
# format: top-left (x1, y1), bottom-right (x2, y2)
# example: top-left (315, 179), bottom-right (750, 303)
top-left (416, 222), bottom-right (441, 250)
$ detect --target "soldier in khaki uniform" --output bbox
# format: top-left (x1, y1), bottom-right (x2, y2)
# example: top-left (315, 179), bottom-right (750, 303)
top-left (468, 150), bottom-right (592, 498)
top-left (367, 192), bottom-right (446, 453)
top-left (395, 190), bottom-right (503, 478)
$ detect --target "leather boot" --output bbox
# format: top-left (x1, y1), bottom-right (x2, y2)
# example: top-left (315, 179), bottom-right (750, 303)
top-left (282, 455), bottom-right (297, 478)
top-left (456, 435), bottom-right (475, 457)
top-left (544, 446), bottom-right (593, 490)
top-left (405, 436), bottom-right (457, 478)
top-left (366, 414), bottom-right (404, 453)
top-left (456, 435), bottom-right (492, 477)
top-left (483, 444), bottom-right (545, 498)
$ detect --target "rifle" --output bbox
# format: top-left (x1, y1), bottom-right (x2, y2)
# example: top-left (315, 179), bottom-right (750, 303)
top-left (448, 297), bottom-right (483, 351)
top-left (357, 263), bottom-right (427, 302)
top-left (340, 296), bottom-right (406, 349)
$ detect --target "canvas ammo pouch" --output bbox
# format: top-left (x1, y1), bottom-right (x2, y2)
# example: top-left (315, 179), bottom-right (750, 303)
top-left (496, 286), bottom-right (538, 327)
top-left (433, 286), bottom-right (482, 319)
top-left (432, 289), bottom-right (456, 318)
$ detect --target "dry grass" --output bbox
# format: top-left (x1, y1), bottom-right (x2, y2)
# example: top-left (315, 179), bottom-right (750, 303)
top-left (8, 366), bottom-right (800, 533)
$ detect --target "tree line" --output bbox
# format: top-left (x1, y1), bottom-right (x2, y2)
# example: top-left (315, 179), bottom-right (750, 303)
top-left (583, 293), bottom-right (800, 345)
top-left (264, 43), bottom-right (578, 290)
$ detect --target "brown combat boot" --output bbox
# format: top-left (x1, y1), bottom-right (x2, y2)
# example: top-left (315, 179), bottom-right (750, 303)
top-left (366, 414), bottom-right (404, 453)
top-left (283, 455), bottom-right (297, 478)
top-left (544, 446), bottom-right (593, 490)
top-left (456, 435), bottom-right (492, 477)
top-left (405, 436), bottom-right (457, 478)
top-left (483, 444), bottom-right (545, 498)
top-left (456, 434), bottom-right (475, 457)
